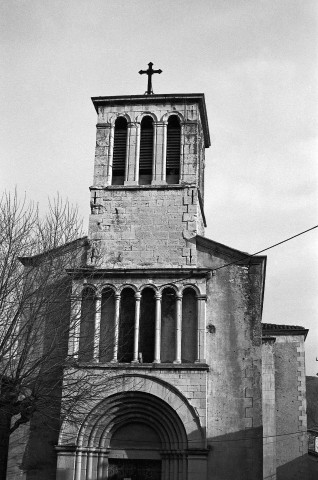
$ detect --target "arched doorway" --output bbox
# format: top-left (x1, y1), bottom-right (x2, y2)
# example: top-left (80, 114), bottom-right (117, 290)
top-left (108, 422), bottom-right (161, 479)
top-left (57, 375), bottom-right (207, 480)
top-left (74, 391), bottom-right (188, 479)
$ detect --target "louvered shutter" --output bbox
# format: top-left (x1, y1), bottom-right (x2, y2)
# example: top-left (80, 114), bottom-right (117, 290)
top-left (166, 116), bottom-right (181, 184)
top-left (139, 116), bottom-right (154, 185)
top-left (112, 117), bottom-right (127, 185)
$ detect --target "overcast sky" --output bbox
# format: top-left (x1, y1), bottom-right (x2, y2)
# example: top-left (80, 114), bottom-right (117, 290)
top-left (1, 0), bottom-right (317, 374)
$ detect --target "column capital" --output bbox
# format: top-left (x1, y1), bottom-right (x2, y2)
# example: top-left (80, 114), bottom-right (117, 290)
top-left (155, 292), bottom-right (162, 301)
top-left (134, 292), bottom-right (141, 300)
top-left (96, 122), bottom-right (111, 129)
top-left (95, 294), bottom-right (102, 301)
top-left (115, 292), bottom-right (121, 300)
top-left (196, 294), bottom-right (207, 301)
top-left (70, 293), bottom-right (81, 302)
top-left (176, 292), bottom-right (183, 300)
top-left (154, 121), bottom-right (168, 127)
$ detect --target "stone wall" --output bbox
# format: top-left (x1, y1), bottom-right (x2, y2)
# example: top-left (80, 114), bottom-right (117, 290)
top-left (89, 186), bottom-right (204, 268)
top-left (197, 245), bottom-right (264, 479)
top-left (274, 335), bottom-right (308, 479)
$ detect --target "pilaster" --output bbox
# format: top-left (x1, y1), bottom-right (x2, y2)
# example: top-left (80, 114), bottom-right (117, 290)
top-left (196, 294), bottom-right (207, 363)
top-left (94, 123), bottom-right (112, 187)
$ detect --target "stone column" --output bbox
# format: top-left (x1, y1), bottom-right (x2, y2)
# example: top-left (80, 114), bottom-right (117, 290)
top-left (93, 294), bottom-right (102, 362)
top-left (125, 122), bottom-right (140, 185)
top-left (74, 450), bottom-right (83, 480)
top-left (174, 292), bottom-right (182, 363)
top-left (112, 292), bottom-right (121, 362)
top-left (86, 451), bottom-right (93, 479)
top-left (68, 292), bottom-right (82, 359)
top-left (152, 121), bottom-right (167, 185)
top-left (153, 292), bottom-right (162, 363)
top-left (98, 453), bottom-right (108, 479)
top-left (161, 453), bottom-right (169, 480)
top-left (133, 292), bottom-right (141, 362)
top-left (196, 294), bottom-right (207, 363)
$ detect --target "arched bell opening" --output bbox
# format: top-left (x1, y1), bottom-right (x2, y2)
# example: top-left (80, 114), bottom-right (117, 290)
top-left (112, 117), bottom-right (128, 185)
top-left (139, 116), bottom-right (154, 185)
top-left (166, 115), bottom-right (181, 184)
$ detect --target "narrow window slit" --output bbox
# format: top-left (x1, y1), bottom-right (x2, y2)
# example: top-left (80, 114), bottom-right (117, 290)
top-left (166, 115), bottom-right (181, 184)
top-left (112, 117), bottom-right (127, 185)
top-left (139, 116), bottom-right (154, 185)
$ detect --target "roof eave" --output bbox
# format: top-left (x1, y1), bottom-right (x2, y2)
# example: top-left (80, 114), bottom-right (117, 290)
top-left (262, 324), bottom-right (309, 340)
top-left (19, 236), bottom-right (89, 266)
top-left (91, 93), bottom-right (211, 148)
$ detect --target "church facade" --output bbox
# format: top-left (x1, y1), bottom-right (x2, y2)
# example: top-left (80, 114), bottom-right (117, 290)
top-left (8, 92), bottom-right (308, 479)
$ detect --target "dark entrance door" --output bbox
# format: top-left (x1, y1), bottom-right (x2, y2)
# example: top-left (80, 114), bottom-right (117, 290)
top-left (108, 459), bottom-right (161, 480)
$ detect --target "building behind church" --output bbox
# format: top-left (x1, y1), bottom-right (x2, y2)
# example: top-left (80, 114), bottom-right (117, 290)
top-left (7, 89), bottom-right (309, 480)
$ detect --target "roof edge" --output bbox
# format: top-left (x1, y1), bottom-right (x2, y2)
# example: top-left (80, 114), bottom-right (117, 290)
top-left (196, 234), bottom-right (267, 317)
top-left (91, 93), bottom-right (211, 148)
top-left (19, 236), bottom-right (88, 266)
top-left (262, 323), bottom-right (309, 339)
top-left (196, 235), bottom-right (267, 265)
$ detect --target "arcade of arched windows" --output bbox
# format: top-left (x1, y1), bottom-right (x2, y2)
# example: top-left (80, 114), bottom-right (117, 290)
top-left (111, 114), bottom-right (182, 186)
top-left (69, 284), bottom-right (207, 365)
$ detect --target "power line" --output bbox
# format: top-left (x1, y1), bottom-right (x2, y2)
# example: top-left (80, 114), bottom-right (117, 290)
top-left (75, 429), bottom-right (307, 447)
top-left (213, 224), bottom-right (318, 272)
top-left (68, 224), bottom-right (318, 294)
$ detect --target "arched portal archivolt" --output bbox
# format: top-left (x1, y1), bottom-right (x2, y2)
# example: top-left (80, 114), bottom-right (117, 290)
top-left (79, 391), bottom-right (187, 450)
top-left (57, 374), bottom-right (207, 480)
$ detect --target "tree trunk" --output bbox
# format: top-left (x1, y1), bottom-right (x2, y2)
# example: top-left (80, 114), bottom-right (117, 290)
top-left (0, 410), bottom-right (11, 480)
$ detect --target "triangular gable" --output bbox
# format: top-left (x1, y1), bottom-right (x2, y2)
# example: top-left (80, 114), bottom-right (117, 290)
top-left (19, 236), bottom-right (89, 267)
top-left (196, 234), bottom-right (266, 265)
top-left (196, 234), bottom-right (267, 316)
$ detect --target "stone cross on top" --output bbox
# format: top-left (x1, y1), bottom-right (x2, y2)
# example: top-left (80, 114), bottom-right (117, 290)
top-left (139, 62), bottom-right (162, 95)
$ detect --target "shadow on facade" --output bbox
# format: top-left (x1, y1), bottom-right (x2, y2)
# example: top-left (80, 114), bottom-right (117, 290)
top-left (10, 422), bottom-right (318, 479)
top-left (21, 390), bottom-right (61, 480)
top-left (276, 453), bottom-right (318, 480)
top-left (205, 427), bottom-right (263, 480)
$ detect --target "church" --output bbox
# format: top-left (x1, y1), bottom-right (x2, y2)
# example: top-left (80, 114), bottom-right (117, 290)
top-left (8, 68), bottom-right (309, 480)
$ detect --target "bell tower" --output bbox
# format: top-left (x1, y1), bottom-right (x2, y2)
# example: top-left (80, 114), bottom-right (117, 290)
top-left (88, 93), bottom-right (210, 269)
top-left (56, 71), bottom-right (269, 480)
